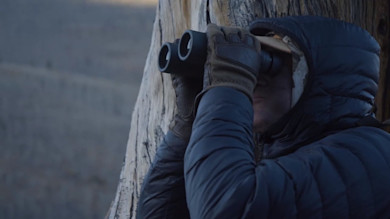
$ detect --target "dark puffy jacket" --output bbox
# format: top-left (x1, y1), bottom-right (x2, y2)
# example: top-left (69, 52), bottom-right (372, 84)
top-left (138, 16), bottom-right (390, 218)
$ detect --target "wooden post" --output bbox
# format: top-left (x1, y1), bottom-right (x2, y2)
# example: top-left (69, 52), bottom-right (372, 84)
top-left (107, 0), bottom-right (390, 218)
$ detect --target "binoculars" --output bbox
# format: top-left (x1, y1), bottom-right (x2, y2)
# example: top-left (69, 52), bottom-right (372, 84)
top-left (158, 30), bottom-right (283, 77)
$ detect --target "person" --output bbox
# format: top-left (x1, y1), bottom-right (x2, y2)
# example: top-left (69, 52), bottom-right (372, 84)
top-left (137, 16), bottom-right (390, 218)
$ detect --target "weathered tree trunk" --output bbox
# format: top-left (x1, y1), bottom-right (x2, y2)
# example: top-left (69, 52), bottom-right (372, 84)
top-left (107, 0), bottom-right (389, 218)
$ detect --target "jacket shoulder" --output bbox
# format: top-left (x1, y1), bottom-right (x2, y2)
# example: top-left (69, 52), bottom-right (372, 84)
top-left (275, 127), bottom-right (390, 217)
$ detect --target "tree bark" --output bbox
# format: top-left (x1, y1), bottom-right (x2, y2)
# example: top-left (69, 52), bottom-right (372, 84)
top-left (107, 0), bottom-right (390, 218)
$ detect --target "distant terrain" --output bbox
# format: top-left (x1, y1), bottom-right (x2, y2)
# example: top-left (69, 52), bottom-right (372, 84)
top-left (0, 0), bottom-right (156, 218)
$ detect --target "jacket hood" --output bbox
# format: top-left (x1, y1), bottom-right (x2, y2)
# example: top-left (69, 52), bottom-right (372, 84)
top-left (249, 16), bottom-right (381, 158)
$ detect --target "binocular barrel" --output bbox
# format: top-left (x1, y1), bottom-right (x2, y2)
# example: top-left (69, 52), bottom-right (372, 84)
top-left (158, 30), bottom-right (282, 77)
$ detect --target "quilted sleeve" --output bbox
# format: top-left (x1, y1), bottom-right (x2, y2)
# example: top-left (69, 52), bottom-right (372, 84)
top-left (184, 87), bottom-right (297, 218)
top-left (137, 131), bottom-right (190, 219)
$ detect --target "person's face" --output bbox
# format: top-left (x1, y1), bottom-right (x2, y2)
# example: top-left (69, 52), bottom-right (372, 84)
top-left (252, 54), bottom-right (293, 133)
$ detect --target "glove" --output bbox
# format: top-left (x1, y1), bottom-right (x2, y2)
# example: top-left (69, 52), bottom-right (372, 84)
top-left (169, 74), bottom-right (203, 140)
top-left (202, 23), bottom-right (262, 100)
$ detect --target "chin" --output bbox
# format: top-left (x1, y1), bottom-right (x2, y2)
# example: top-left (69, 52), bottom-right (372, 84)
top-left (253, 113), bottom-right (275, 133)
top-left (253, 120), bottom-right (266, 133)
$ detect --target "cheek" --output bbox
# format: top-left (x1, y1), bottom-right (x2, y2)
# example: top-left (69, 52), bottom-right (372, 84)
top-left (253, 64), bottom-right (293, 132)
top-left (253, 96), bottom-right (291, 132)
top-left (272, 72), bottom-right (293, 111)
top-left (252, 80), bottom-right (292, 132)
top-left (274, 88), bottom-right (292, 112)
top-left (253, 104), bottom-right (273, 133)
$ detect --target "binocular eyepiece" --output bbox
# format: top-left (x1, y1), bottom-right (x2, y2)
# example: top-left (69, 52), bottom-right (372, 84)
top-left (158, 30), bottom-right (282, 78)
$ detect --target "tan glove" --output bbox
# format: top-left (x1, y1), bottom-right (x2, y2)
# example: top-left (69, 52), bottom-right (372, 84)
top-left (202, 23), bottom-right (262, 100)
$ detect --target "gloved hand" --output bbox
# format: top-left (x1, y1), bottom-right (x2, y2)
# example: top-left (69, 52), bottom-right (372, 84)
top-left (169, 74), bottom-right (203, 140)
top-left (202, 23), bottom-right (262, 100)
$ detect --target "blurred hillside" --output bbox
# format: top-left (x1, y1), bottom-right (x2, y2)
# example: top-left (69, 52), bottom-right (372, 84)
top-left (0, 0), bottom-right (156, 218)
